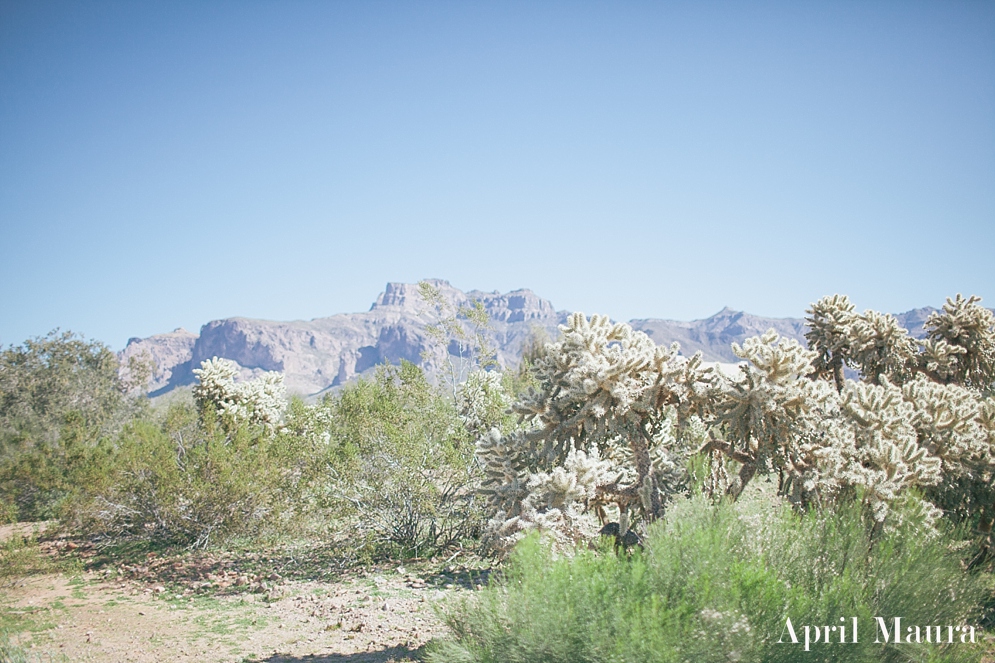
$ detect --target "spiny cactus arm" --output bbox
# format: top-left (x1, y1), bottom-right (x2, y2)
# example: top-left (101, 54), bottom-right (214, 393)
top-left (918, 338), bottom-right (967, 384)
top-left (902, 378), bottom-right (984, 464)
top-left (924, 294), bottom-right (995, 389)
top-left (623, 424), bottom-right (663, 517)
top-left (806, 294), bottom-right (857, 392)
top-left (848, 310), bottom-right (917, 385)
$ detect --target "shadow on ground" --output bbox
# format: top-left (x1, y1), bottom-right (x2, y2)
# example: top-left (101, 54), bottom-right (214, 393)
top-left (422, 566), bottom-right (493, 590)
top-left (37, 531), bottom-right (498, 606)
top-left (55, 537), bottom-right (358, 595)
top-left (255, 643), bottom-right (427, 662)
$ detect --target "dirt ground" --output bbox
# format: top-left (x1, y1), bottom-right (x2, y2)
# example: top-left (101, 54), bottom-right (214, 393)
top-left (1, 525), bottom-right (488, 663)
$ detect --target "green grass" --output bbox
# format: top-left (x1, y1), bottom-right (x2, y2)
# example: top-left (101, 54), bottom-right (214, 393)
top-left (0, 535), bottom-right (71, 643)
top-left (430, 489), bottom-right (991, 663)
top-left (0, 535), bottom-right (56, 590)
top-left (65, 577), bottom-right (84, 601)
top-left (0, 599), bottom-right (66, 645)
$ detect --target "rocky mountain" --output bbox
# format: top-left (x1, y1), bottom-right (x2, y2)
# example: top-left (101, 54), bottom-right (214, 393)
top-left (629, 308), bottom-right (810, 364)
top-left (629, 306), bottom-right (938, 364)
top-left (121, 280), bottom-right (567, 397)
top-left (119, 281), bottom-right (944, 397)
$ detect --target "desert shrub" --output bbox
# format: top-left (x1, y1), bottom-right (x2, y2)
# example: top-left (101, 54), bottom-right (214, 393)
top-left (0, 501), bottom-right (15, 526)
top-left (0, 331), bottom-right (144, 521)
top-left (430, 488), bottom-right (987, 663)
top-left (63, 403), bottom-right (295, 548)
top-left (0, 331), bottom-right (127, 445)
top-left (320, 361), bottom-right (487, 558)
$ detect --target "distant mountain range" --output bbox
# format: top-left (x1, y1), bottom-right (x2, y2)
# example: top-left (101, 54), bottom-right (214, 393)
top-left (119, 280), bottom-right (942, 397)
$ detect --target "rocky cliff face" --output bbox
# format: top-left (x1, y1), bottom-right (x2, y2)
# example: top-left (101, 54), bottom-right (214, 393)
top-left (120, 280), bottom-right (568, 397)
top-left (118, 281), bottom-right (947, 397)
top-left (119, 328), bottom-right (198, 393)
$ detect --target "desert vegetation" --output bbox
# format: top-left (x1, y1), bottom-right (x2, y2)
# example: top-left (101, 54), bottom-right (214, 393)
top-left (1, 289), bottom-right (994, 661)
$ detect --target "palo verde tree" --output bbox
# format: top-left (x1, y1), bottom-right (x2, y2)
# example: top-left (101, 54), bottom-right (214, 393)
top-left (0, 330), bottom-right (137, 521)
top-left (417, 280), bottom-right (497, 401)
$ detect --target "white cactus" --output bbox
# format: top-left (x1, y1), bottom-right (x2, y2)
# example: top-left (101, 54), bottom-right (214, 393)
top-left (192, 357), bottom-right (286, 432)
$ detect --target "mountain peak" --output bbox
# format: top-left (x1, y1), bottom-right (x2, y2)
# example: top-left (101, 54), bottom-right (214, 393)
top-left (120, 281), bottom-right (974, 398)
top-left (370, 279), bottom-right (460, 311)
top-left (124, 280), bottom-right (568, 396)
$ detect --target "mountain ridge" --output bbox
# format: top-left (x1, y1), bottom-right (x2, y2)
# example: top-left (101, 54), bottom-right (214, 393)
top-left (119, 281), bottom-right (944, 397)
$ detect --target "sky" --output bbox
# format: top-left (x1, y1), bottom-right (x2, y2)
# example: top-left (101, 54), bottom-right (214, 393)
top-left (1, 1), bottom-right (993, 350)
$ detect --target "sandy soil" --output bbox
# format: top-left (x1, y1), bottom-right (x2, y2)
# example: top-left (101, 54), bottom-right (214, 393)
top-left (1, 527), bottom-right (486, 663)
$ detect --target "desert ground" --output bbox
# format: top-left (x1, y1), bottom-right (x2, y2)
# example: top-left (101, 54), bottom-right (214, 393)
top-left (1, 524), bottom-right (486, 662)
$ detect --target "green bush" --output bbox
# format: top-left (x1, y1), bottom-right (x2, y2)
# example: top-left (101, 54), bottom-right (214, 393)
top-left (430, 488), bottom-right (988, 663)
top-left (0, 331), bottom-right (142, 521)
top-left (62, 403), bottom-right (296, 548)
top-left (320, 361), bottom-right (486, 559)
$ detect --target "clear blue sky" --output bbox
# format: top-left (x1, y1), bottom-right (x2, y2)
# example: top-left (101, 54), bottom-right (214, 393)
top-left (2, 1), bottom-right (993, 350)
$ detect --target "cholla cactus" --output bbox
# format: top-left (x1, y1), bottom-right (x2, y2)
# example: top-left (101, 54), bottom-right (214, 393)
top-left (806, 295), bottom-right (918, 388)
top-left (972, 398), bottom-right (995, 564)
top-left (837, 379), bottom-right (941, 521)
top-left (903, 379), bottom-right (995, 562)
top-left (456, 370), bottom-right (511, 439)
top-left (702, 330), bottom-right (943, 520)
top-left (901, 377), bottom-right (986, 468)
top-left (192, 357), bottom-right (286, 433)
top-left (476, 314), bottom-right (712, 554)
top-left (476, 427), bottom-right (531, 519)
top-left (799, 293), bottom-right (995, 534)
top-left (923, 294), bottom-right (995, 388)
top-left (510, 313), bottom-right (712, 519)
top-left (481, 445), bottom-right (611, 555)
top-left (848, 310), bottom-right (918, 386)
top-left (706, 330), bottom-right (839, 501)
top-left (805, 294), bottom-right (857, 392)
top-left (481, 294), bottom-right (995, 555)
top-left (919, 338), bottom-right (968, 385)
top-left (979, 397), bottom-right (995, 452)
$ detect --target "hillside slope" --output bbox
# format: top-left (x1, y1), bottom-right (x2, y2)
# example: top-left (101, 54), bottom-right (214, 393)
top-left (120, 282), bottom-right (942, 397)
